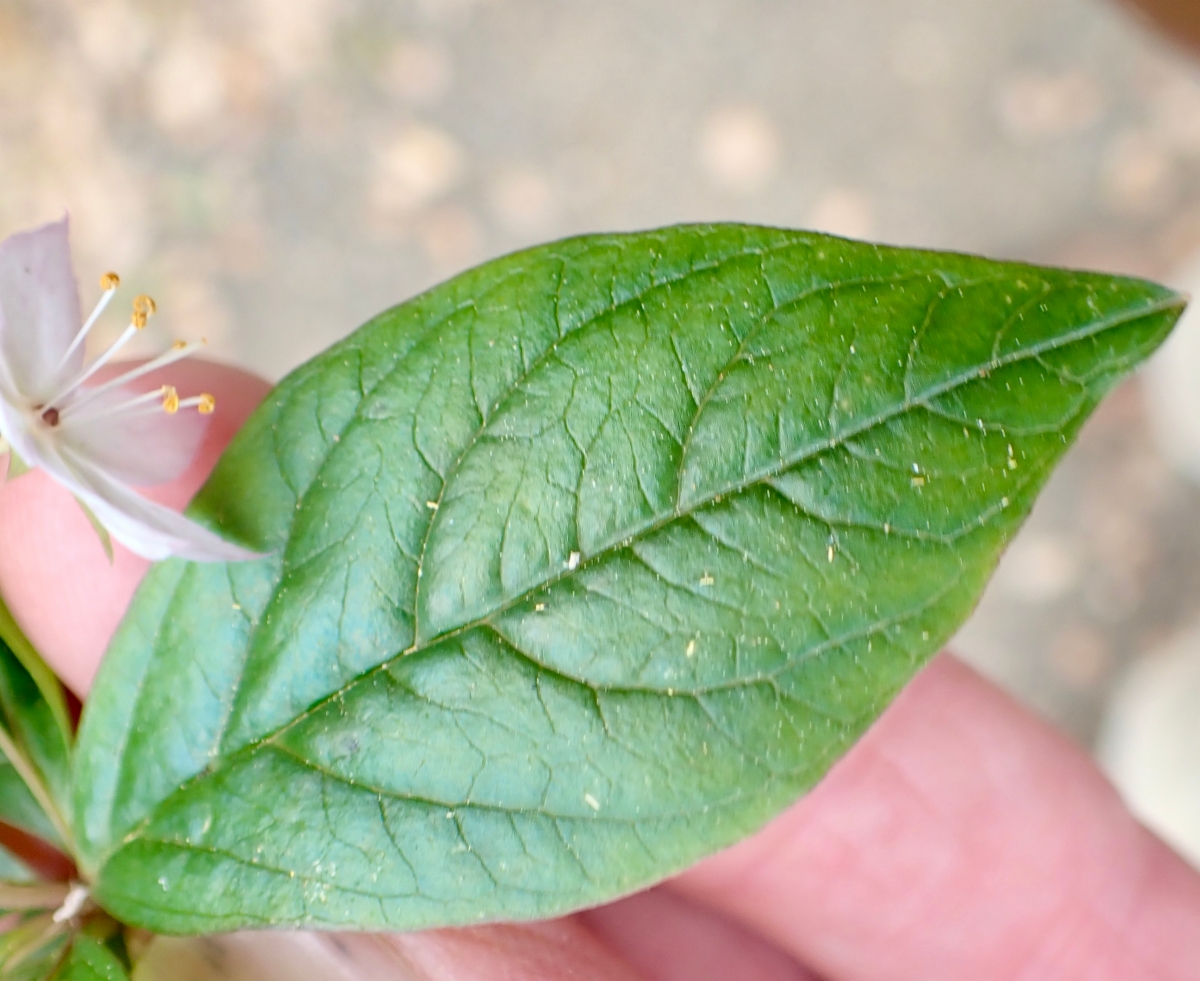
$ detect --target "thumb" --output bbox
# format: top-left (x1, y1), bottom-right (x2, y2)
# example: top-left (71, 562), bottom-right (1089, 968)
top-left (0, 360), bottom-right (271, 697)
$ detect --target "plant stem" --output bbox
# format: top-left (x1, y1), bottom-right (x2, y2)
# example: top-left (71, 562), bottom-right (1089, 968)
top-left (0, 911), bottom-right (63, 975)
top-left (0, 881), bottom-right (70, 911)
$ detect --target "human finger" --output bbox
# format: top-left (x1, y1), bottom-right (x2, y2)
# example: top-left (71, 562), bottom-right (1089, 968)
top-left (576, 885), bottom-right (819, 981)
top-left (385, 920), bottom-right (649, 981)
top-left (672, 653), bottom-right (1200, 980)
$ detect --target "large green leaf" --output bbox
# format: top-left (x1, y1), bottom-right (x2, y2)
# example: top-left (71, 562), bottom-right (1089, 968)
top-left (72, 225), bottom-right (1183, 933)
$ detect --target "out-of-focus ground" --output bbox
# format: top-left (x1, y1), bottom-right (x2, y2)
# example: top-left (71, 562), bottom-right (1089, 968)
top-left (3, 0), bottom-right (1200, 854)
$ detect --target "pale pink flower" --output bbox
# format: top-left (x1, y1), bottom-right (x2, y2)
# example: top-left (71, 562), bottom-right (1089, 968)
top-left (0, 217), bottom-right (257, 561)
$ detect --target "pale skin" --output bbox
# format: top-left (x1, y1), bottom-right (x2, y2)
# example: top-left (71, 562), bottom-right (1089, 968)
top-left (2, 362), bottom-right (1198, 980)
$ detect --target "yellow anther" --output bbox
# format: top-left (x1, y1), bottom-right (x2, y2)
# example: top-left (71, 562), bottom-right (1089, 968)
top-left (100, 272), bottom-right (121, 290)
top-left (162, 386), bottom-right (179, 414)
top-left (171, 340), bottom-right (187, 350)
top-left (131, 295), bottom-right (157, 328)
top-left (198, 394), bottom-right (216, 415)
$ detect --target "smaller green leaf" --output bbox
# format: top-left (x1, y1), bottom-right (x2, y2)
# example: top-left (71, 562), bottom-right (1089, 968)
top-left (0, 760), bottom-right (62, 847)
top-left (51, 936), bottom-right (128, 981)
top-left (0, 595), bottom-right (71, 748)
top-left (0, 914), bottom-right (67, 981)
top-left (0, 643), bottom-right (73, 852)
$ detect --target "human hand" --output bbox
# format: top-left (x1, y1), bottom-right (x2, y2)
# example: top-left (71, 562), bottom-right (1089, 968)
top-left (4, 361), bottom-right (1198, 981)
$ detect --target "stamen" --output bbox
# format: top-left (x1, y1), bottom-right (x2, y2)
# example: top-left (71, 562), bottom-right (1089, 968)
top-left (43, 321), bottom-right (141, 407)
top-left (57, 339), bottom-right (207, 417)
top-left (177, 393), bottom-right (216, 414)
top-left (56, 272), bottom-right (122, 371)
top-left (57, 386), bottom-right (170, 426)
top-left (131, 294), bottom-right (156, 330)
top-left (162, 386), bottom-right (179, 414)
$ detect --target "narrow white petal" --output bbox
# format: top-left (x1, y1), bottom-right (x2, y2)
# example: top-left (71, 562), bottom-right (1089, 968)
top-left (59, 384), bottom-right (205, 486)
top-left (48, 445), bottom-right (263, 563)
top-left (0, 217), bottom-right (85, 400)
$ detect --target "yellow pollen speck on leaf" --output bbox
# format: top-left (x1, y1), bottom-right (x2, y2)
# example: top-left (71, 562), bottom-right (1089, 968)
top-left (100, 272), bottom-right (120, 290)
top-left (162, 386), bottom-right (179, 414)
top-left (198, 394), bottom-right (216, 415)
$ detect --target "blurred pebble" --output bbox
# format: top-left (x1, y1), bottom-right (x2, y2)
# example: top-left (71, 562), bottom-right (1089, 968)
top-left (806, 187), bottom-right (876, 240)
top-left (369, 123), bottom-right (465, 219)
top-left (148, 34), bottom-right (230, 140)
top-left (1148, 75), bottom-right (1200, 158)
top-left (697, 105), bottom-right (780, 196)
top-left (994, 69), bottom-right (1104, 140)
top-left (383, 39), bottom-right (454, 106)
top-left (74, 0), bottom-right (152, 79)
top-left (1102, 129), bottom-right (1177, 214)
top-left (487, 166), bottom-right (557, 235)
top-left (1049, 623), bottom-right (1113, 689)
top-left (249, 0), bottom-right (342, 81)
top-left (419, 202), bottom-right (483, 269)
top-left (995, 532), bottom-right (1080, 604)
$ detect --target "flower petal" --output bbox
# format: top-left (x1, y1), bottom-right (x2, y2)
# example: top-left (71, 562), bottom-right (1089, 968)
top-left (0, 217), bottom-right (84, 401)
top-left (59, 385), bottom-right (206, 487)
top-left (51, 444), bottom-right (263, 562)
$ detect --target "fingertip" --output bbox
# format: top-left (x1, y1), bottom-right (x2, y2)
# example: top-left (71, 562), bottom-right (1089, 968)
top-left (673, 654), bottom-right (1200, 980)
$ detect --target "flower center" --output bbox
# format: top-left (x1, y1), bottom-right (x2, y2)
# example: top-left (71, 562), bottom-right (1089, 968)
top-left (38, 274), bottom-right (216, 432)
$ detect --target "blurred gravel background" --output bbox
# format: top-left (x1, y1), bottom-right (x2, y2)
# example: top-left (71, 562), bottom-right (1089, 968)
top-left (3, 0), bottom-right (1200, 821)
